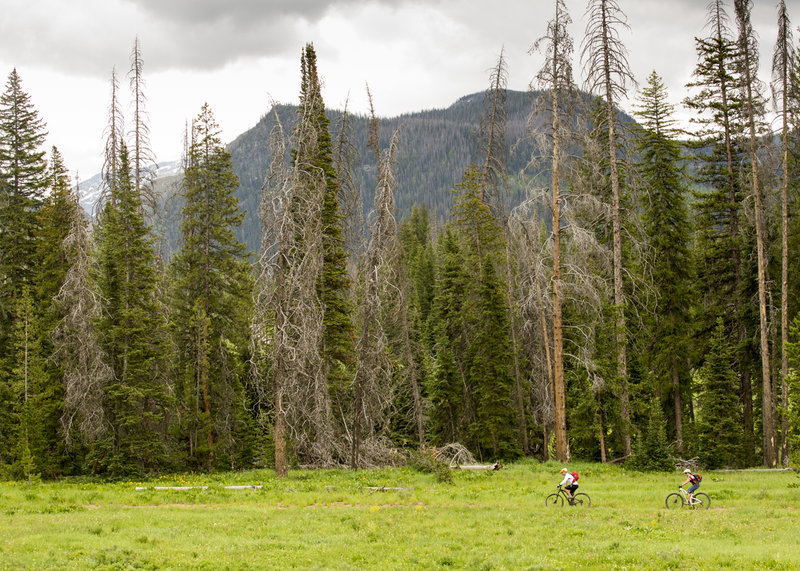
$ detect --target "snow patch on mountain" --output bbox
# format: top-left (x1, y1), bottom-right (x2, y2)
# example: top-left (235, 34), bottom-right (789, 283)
top-left (75, 160), bottom-right (182, 214)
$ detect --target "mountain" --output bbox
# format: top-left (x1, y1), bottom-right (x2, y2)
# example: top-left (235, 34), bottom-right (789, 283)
top-left (76, 160), bottom-right (183, 215)
top-left (228, 89), bottom-right (556, 253)
top-left (80, 89), bottom-right (634, 256)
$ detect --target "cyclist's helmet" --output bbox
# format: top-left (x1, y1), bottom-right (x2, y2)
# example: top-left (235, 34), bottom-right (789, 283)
top-left (683, 468), bottom-right (691, 474)
top-left (560, 468), bottom-right (568, 474)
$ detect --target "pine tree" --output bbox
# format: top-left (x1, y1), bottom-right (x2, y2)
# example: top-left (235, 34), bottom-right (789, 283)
top-left (685, 0), bottom-right (755, 461)
top-left (634, 71), bottom-right (693, 450)
top-left (450, 166), bottom-right (518, 459)
top-left (170, 103), bottom-right (254, 470)
top-left (95, 141), bottom-right (168, 475)
top-left (29, 147), bottom-right (77, 474)
top-left (0, 69), bottom-right (49, 373)
top-left (628, 396), bottom-right (673, 472)
top-left (427, 226), bottom-right (469, 445)
top-left (697, 319), bottom-right (744, 468)
top-left (294, 43), bottom-right (355, 463)
top-left (2, 287), bottom-right (54, 480)
top-left (467, 255), bottom-right (520, 459)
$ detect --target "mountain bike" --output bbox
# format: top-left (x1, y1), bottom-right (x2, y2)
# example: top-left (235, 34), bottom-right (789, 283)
top-left (665, 486), bottom-right (710, 509)
top-left (545, 485), bottom-right (591, 507)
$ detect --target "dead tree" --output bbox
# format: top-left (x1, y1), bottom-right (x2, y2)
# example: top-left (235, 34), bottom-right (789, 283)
top-left (351, 99), bottom-right (402, 468)
top-left (771, 0), bottom-right (794, 467)
top-left (532, 0), bottom-right (579, 462)
top-left (52, 184), bottom-right (111, 445)
top-left (735, 0), bottom-right (776, 467)
top-left (581, 0), bottom-right (637, 457)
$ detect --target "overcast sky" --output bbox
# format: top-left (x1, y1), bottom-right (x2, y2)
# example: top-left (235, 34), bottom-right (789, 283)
top-left (0, 0), bottom-right (786, 179)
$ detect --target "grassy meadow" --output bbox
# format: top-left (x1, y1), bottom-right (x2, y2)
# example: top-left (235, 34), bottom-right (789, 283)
top-left (1, 460), bottom-right (799, 570)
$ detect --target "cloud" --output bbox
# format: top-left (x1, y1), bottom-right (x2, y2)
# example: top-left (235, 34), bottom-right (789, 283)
top-left (0, 0), bottom-right (422, 77)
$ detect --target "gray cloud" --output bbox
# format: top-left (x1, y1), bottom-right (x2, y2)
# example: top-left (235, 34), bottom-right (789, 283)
top-left (128, 0), bottom-right (335, 24)
top-left (0, 0), bottom-right (414, 77)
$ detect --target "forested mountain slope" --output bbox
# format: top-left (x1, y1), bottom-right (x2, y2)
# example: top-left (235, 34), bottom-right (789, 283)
top-left (229, 89), bottom-right (569, 253)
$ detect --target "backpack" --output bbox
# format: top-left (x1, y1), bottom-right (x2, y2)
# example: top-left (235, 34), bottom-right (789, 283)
top-left (570, 472), bottom-right (579, 482)
top-left (693, 473), bottom-right (702, 483)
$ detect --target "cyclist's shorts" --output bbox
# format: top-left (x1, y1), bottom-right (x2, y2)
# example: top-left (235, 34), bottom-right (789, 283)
top-left (688, 484), bottom-right (699, 493)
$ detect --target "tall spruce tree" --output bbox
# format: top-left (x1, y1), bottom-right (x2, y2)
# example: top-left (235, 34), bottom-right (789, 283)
top-left (95, 142), bottom-right (168, 475)
top-left (451, 166), bottom-right (519, 459)
top-left (685, 0), bottom-right (754, 461)
top-left (697, 319), bottom-right (745, 468)
top-left (170, 104), bottom-right (254, 470)
top-left (634, 71), bottom-right (693, 450)
top-left (295, 43), bottom-right (355, 463)
top-left (427, 226), bottom-right (469, 445)
top-left (0, 69), bottom-right (48, 372)
top-left (29, 147), bottom-right (77, 474)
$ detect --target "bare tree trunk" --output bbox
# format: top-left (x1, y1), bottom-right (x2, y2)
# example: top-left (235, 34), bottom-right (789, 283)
top-left (583, 0), bottom-right (635, 457)
top-left (772, 0), bottom-right (793, 467)
top-left (598, 406), bottom-right (607, 463)
top-left (551, 82), bottom-right (568, 463)
top-left (672, 354), bottom-right (683, 450)
top-left (736, 0), bottom-right (775, 467)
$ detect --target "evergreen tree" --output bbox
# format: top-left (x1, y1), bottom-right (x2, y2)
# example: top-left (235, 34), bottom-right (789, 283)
top-left (467, 256), bottom-right (520, 459)
top-left (448, 166), bottom-right (518, 459)
top-left (95, 142), bottom-right (168, 475)
top-left (634, 72), bottom-right (693, 450)
top-left (292, 43), bottom-right (355, 463)
top-left (170, 104), bottom-right (254, 470)
top-left (1, 287), bottom-right (54, 480)
top-left (697, 319), bottom-right (744, 468)
top-left (628, 395), bottom-right (673, 472)
top-left (685, 0), bottom-right (755, 462)
top-left (427, 226), bottom-right (469, 445)
top-left (0, 69), bottom-right (49, 373)
top-left (29, 147), bottom-right (77, 474)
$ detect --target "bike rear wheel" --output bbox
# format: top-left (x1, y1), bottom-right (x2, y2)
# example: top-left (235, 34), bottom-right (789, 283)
top-left (571, 492), bottom-right (591, 507)
top-left (691, 492), bottom-right (710, 509)
top-left (665, 492), bottom-right (684, 509)
top-left (545, 493), bottom-right (564, 507)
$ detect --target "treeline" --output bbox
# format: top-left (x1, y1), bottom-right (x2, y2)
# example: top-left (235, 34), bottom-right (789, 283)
top-left (1, 0), bottom-right (800, 480)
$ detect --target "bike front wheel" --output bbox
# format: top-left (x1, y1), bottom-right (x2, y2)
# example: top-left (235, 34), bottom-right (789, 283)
top-left (692, 492), bottom-right (710, 509)
top-left (665, 492), bottom-right (684, 509)
top-left (545, 493), bottom-right (564, 507)
top-left (571, 492), bottom-right (591, 507)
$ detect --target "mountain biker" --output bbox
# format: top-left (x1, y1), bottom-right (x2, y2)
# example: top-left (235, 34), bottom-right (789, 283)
top-left (558, 467), bottom-right (579, 499)
top-left (680, 468), bottom-right (701, 503)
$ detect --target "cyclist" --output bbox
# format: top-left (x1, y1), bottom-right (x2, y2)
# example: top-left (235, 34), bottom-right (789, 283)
top-left (557, 467), bottom-right (579, 500)
top-left (680, 468), bottom-right (701, 504)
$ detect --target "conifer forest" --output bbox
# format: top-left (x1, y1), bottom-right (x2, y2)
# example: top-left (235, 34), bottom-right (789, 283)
top-left (4, 0), bottom-right (800, 480)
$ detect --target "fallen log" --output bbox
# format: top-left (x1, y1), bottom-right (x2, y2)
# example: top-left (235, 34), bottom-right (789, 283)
top-left (135, 486), bottom-right (209, 491)
top-left (454, 462), bottom-right (502, 471)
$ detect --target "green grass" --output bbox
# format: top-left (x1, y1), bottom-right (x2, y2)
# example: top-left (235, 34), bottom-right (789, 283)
top-left (1, 460), bottom-right (798, 569)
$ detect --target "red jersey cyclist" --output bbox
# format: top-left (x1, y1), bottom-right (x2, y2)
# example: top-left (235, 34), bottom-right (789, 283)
top-left (558, 467), bottom-right (579, 499)
top-left (681, 468), bottom-right (701, 504)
